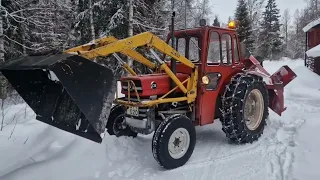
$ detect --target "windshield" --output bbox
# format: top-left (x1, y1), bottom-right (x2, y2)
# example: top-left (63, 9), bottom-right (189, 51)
top-left (164, 35), bottom-right (201, 63)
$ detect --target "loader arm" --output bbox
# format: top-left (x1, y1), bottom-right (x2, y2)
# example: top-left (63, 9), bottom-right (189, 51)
top-left (76, 32), bottom-right (197, 100)
top-left (64, 35), bottom-right (157, 74)
top-left (77, 32), bottom-right (195, 69)
top-left (0, 31), bottom-right (198, 144)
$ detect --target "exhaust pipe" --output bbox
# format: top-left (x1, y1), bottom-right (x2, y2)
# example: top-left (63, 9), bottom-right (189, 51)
top-left (170, 1), bottom-right (177, 91)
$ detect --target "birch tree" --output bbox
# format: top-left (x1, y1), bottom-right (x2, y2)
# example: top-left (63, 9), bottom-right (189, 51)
top-left (89, 0), bottom-right (95, 40)
top-left (0, 0), bottom-right (4, 63)
top-left (247, 0), bottom-right (265, 55)
top-left (281, 8), bottom-right (291, 57)
top-left (127, 0), bottom-right (133, 67)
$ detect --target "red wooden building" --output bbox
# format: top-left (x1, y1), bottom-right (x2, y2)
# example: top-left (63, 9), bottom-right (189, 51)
top-left (304, 18), bottom-right (320, 75)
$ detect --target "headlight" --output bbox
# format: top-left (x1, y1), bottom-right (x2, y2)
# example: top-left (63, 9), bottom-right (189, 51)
top-left (202, 76), bottom-right (210, 85)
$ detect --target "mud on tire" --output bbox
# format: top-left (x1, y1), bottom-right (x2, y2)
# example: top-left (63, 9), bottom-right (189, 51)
top-left (106, 105), bottom-right (137, 137)
top-left (221, 73), bottom-right (269, 144)
top-left (152, 114), bottom-right (196, 169)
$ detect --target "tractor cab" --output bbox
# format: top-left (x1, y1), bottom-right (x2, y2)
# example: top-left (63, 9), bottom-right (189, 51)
top-left (164, 21), bottom-right (244, 67)
top-left (163, 22), bottom-right (246, 125)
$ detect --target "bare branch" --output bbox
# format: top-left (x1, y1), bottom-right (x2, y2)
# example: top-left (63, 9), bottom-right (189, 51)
top-left (4, 35), bottom-right (42, 51)
top-left (8, 7), bottom-right (57, 15)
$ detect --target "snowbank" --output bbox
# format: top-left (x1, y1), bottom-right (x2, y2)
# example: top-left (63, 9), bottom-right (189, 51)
top-left (263, 57), bottom-right (304, 74)
top-left (1, 58), bottom-right (320, 180)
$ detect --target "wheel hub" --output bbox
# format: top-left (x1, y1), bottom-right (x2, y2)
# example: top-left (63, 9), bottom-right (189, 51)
top-left (168, 128), bottom-right (190, 159)
top-left (113, 115), bottom-right (128, 135)
top-left (244, 89), bottom-right (264, 131)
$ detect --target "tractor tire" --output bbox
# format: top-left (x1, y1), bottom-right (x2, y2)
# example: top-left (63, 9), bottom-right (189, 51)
top-left (221, 73), bottom-right (269, 144)
top-left (152, 114), bottom-right (196, 169)
top-left (106, 105), bottom-right (137, 138)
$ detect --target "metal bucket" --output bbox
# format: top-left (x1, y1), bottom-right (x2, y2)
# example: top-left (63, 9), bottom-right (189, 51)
top-left (0, 54), bottom-right (115, 143)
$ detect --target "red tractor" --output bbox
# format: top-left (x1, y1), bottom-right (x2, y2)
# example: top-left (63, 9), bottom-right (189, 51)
top-left (0, 20), bottom-right (296, 169)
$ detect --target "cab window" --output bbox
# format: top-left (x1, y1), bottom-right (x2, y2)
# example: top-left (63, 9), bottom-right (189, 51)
top-left (221, 34), bottom-right (232, 64)
top-left (189, 37), bottom-right (200, 62)
top-left (176, 38), bottom-right (186, 57)
top-left (233, 35), bottom-right (240, 63)
top-left (165, 36), bottom-right (201, 63)
top-left (207, 31), bottom-right (221, 64)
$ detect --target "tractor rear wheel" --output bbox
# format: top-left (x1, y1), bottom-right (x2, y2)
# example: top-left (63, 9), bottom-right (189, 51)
top-left (152, 114), bottom-right (196, 169)
top-left (221, 73), bottom-right (269, 144)
top-left (106, 105), bottom-right (137, 137)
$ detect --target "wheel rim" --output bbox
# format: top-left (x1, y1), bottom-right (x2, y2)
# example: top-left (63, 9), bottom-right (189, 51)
top-left (112, 115), bottom-right (127, 135)
top-left (244, 89), bottom-right (264, 131)
top-left (168, 128), bottom-right (190, 159)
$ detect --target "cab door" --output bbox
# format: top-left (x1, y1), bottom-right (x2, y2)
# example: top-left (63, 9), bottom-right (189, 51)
top-left (197, 30), bottom-right (243, 126)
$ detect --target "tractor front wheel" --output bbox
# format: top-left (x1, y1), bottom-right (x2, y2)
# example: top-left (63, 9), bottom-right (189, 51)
top-left (221, 73), bottom-right (269, 144)
top-left (106, 105), bottom-right (137, 137)
top-left (152, 114), bottom-right (196, 169)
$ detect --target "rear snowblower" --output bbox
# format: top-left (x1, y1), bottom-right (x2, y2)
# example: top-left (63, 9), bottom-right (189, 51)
top-left (0, 54), bottom-right (115, 142)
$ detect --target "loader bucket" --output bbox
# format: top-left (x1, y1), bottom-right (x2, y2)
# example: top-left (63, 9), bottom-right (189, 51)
top-left (0, 54), bottom-right (115, 143)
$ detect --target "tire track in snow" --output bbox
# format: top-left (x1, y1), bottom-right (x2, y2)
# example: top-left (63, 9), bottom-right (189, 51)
top-left (267, 98), bottom-right (307, 180)
top-left (174, 98), bottom-right (307, 179)
top-left (174, 139), bottom-right (266, 171)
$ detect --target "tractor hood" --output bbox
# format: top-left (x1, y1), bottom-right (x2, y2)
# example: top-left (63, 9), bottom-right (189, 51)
top-left (120, 73), bottom-right (189, 97)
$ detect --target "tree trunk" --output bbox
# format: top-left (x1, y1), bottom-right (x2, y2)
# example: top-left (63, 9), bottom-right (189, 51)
top-left (285, 26), bottom-right (288, 56)
top-left (89, 0), bottom-right (96, 41)
top-left (20, 11), bottom-right (27, 55)
top-left (184, 0), bottom-right (187, 28)
top-left (0, 0), bottom-right (4, 64)
top-left (127, 0), bottom-right (133, 68)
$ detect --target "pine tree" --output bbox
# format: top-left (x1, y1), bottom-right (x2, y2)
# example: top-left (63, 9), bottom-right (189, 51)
top-left (235, 0), bottom-right (254, 52)
top-left (213, 15), bottom-right (220, 27)
top-left (258, 0), bottom-right (282, 60)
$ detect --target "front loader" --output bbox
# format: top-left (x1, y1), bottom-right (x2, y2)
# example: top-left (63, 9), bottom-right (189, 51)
top-left (0, 20), bottom-right (297, 169)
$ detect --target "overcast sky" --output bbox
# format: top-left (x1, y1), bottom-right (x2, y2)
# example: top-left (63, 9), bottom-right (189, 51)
top-left (209, 0), bottom-right (307, 23)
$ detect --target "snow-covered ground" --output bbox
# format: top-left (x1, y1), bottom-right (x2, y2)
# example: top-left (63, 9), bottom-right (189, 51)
top-left (0, 58), bottom-right (319, 180)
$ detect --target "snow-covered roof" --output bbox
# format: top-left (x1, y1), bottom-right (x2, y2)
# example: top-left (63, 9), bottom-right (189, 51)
top-left (306, 44), bottom-right (320, 58)
top-left (303, 18), bottom-right (320, 32)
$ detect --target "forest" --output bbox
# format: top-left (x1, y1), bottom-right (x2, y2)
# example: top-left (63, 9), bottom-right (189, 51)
top-left (0, 0), bottom-right (320, 98)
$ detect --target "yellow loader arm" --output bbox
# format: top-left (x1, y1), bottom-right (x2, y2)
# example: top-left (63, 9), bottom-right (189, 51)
top-left (0, 31), bottom-right (198, 144)
top-left (74, 32), bottom-right (198, 105)
top-left (64, 35), bottom-right (157, 76)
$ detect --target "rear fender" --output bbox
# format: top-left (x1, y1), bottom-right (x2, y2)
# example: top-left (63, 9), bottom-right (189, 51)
top-left (244, 63), bottom-right (297, 116)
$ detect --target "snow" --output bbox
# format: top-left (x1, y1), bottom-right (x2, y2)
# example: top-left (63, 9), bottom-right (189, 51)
top-left (1, 58), bottom-right (320, 180)
top-left (303, 17), bottom-right (320, 32)
top-left (306, 44), bottom-right (320, 58)
top-left (48, 71), bottom-right (59, 82)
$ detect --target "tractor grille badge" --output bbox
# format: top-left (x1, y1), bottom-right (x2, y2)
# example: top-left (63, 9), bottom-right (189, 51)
top-left (151, 81), bottom-right (157, 89)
